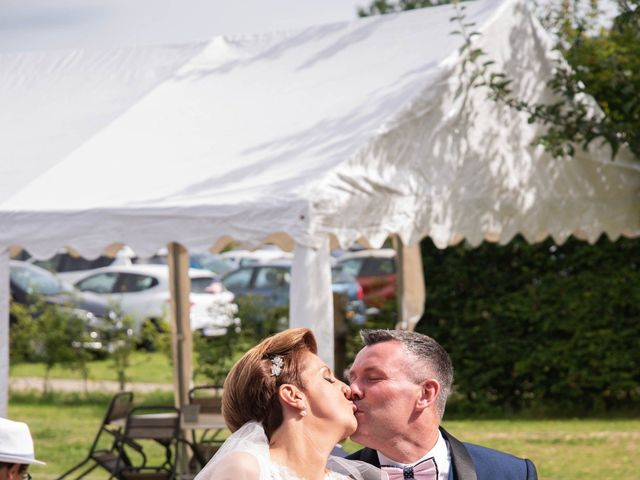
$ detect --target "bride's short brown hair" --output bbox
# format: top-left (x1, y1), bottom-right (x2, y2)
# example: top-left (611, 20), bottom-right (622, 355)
top-left (222, 328), bottom-right (317, 438)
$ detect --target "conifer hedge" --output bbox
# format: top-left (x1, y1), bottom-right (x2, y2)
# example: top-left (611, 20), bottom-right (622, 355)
top-left (416, 236), bottom-right (640, 414)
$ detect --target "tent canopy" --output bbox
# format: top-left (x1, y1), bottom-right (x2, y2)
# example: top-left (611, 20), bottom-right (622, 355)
top-left (4, 0), bottom-right (637, 260)
top-left (2, 0), bottom-right (639, 414)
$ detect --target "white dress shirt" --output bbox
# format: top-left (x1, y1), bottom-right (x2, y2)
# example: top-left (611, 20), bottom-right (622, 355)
top-left (377, 430), bottom-right (451, 480)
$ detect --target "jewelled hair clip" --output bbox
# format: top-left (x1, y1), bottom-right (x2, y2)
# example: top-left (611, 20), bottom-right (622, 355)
top-left (270, 355), bottom-right (284, 377)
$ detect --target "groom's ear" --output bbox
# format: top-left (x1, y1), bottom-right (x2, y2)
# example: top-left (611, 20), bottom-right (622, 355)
top-left (277, 384), bottom-right (305, 410)
top-left (416, 378), bottom-right (439, 412)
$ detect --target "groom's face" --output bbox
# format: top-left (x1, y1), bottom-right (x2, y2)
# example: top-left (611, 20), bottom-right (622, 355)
top-left (348, 341), bottom-right (423, 449)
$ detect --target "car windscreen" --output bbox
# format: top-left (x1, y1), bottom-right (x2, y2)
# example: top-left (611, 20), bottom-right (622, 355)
top-left (336, 258), bottom-right (364, 277)
top-left (10, 265), bottom-right (70, 296)
top-left (331, 268), bottom-right (357, 285)
top-left (193, 255), bottom-right (232, 275)
top-left (191, 276), bottom-right (219, 294)
top-left (222, 268), bottom-right (253, 289)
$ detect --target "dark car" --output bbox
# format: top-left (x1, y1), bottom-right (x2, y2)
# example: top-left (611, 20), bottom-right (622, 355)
top-left (9, 260), bottom-right (117, 355)
top-left (222, 261), bottom-right (367, 324)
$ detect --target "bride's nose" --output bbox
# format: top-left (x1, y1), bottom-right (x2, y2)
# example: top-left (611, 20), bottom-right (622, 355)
top-left (340, 381), bottom-right (352, 399)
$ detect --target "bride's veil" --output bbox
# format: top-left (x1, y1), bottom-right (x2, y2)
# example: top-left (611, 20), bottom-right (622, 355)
top-left (193, 421), bottom-right (269, 480)
top-left (193, 421), bottom-right (388, 480)
top-left (328, 456), bottom-right (390, 480)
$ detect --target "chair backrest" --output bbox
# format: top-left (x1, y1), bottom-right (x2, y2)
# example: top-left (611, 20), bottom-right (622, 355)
top-left (124, 406), bottom-right (181, 442)
top-left (105, 391), bottom-right (135, 425)
top-left (188, 385), bottom-right (223, 414)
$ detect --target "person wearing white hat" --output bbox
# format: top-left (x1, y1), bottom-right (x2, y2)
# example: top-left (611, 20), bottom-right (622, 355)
top-left (0, 418), bottom-right (45, 480)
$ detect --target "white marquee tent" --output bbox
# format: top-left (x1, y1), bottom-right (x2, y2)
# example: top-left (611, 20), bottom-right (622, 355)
top-left (2, 0), bottom-right (639, 416)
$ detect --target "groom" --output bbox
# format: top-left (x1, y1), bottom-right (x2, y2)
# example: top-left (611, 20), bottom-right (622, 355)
top-left (346, 329), bottom-right (537, 480)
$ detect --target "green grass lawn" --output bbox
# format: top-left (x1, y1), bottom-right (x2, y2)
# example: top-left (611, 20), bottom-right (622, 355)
top-left (441, 419), bottom-right (640, 479)
top-left (10, 352), bottom-right (175, 384)
top-left (8, 391), bottom-right (640, 480)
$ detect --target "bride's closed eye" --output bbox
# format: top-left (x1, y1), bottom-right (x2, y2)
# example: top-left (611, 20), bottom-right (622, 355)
top-left (322, 367), bottom-right (337, 383)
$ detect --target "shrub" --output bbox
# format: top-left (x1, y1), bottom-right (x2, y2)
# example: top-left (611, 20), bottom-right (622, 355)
top-left (417, 236), bottom-right (640, 414)
top-left (10, 297), bottom-right (92, 392)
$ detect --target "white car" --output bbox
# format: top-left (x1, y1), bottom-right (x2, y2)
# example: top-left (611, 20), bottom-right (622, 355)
top-left (73, 264), bottom-right (237, 337)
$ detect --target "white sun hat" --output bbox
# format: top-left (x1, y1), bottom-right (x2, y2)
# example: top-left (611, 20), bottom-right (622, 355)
top-left (0, 418), bottom-right (45, 465)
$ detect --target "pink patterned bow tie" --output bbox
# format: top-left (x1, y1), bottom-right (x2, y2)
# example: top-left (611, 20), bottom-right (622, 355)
top-left (381, 458), bottom-right (438, 480)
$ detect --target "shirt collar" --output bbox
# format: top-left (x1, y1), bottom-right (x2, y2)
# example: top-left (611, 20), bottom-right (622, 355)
top-left (376, 430), bottom-right (451, 479)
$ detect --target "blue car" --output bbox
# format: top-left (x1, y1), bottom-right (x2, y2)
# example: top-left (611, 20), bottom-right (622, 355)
top-left (221, 261), bottom-right (367, 324)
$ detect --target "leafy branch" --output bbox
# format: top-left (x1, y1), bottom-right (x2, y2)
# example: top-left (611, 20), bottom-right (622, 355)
top-left (358, 0), bottom-right (458, 17)
top-left (451, 0), bottom-right (640, 160)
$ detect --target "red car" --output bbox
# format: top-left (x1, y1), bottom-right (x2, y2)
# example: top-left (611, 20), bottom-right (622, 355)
top-left (334, 249), bottom-right (396, 308)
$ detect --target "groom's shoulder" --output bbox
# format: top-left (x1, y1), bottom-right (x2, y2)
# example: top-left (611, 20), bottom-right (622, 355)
top-left (346, 443), bottom-right (537, 479)
top-left (462, 442), bottom-right (538, 479)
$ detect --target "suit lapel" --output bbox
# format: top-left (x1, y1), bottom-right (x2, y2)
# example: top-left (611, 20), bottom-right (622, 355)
top-left (358, 447), bottom-right (381, 468)
top-left (440, 428), bottom-right (477, 480)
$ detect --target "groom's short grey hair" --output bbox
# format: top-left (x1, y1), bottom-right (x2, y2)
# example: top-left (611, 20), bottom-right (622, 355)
top-left (360, 329), bottom-right (454, 419)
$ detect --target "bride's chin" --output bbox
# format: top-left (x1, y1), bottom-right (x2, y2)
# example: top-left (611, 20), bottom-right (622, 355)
top-left (343, 418), bottom-right (358, 438)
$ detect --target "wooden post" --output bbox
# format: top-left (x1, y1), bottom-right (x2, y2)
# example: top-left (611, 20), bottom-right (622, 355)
top-left (392, 236), bottom-right (426, 331)
top-left (0, 248), bottom-right (9, 417)
top-left (167, 242), bottom-right (192, 408)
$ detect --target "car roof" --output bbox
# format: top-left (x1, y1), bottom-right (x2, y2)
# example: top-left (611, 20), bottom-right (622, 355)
top-left (336, 248), bottom-right (396, 261)
top-left (259, 259), bottom-right (293, 268)
top-left (72, 263), bottom-right (215, 280)
top-left (9, 259), bottom-right (53, 274)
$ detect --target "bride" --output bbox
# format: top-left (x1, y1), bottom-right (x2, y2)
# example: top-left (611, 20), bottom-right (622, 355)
top-left (194, 328), bottom-right (386, 480)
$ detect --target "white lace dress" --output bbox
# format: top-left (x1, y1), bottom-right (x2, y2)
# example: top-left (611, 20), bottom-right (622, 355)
top-left (194, 422), bottom-right (387, 480)
top-left (268, 462), bottom-right (350, 479)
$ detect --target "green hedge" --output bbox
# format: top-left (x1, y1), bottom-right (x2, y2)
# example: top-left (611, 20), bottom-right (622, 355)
top-left (416, 236), bottom-right (640, 415)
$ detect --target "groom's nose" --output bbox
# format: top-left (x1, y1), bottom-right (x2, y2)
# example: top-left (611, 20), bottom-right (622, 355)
top-left (349, 380), bottom-right (363, 400)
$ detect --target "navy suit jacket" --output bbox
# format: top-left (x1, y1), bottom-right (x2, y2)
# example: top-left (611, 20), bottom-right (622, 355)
top-left (346, 428), bottom-right (537, 480)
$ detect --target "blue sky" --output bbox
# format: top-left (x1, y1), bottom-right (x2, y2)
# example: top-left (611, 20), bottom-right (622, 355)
top-left (0, 0), bottom-right (364, 52)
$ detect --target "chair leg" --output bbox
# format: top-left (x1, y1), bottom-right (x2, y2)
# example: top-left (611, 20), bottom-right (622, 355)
top-left (56, 457), bottom-right (91, 480)
top-left (73, 463), bottom-right (100, 480)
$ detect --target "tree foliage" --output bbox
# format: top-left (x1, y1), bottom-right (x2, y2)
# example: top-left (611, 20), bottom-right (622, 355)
top-left (10, 299), bottom-right (92, 392)
top-left (359, 0), bottom-right (640, 160)
top-left (193, 297), bottom-right (288, 383)
top-left (357, 0), bottom-right (453, 16)
top-left (489, 0), bottom-right (640, 159)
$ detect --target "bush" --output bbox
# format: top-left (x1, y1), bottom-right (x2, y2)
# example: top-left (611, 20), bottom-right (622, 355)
top-left (103, 303), bottom-right (137, 390)
top-left (10, 298), bottom-right (92, 392)
top-left (417, 236), bottom-right (640, 415)
top-left (194, 297), bottom-right (288, 383)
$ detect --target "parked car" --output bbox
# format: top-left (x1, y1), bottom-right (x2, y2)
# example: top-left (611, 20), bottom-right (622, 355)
top-left (73, 264), bottom-right (237, 337)
top-left (9, 260), bottom-right (115, 355)
top-left (135, 248), bottom-right (234, 276)
top-left (221, 261), bottom-right (367, 324)
top-left (220, 245), bottom-right (293, 270)
top-left (333, 248), bottom-right (397, 307)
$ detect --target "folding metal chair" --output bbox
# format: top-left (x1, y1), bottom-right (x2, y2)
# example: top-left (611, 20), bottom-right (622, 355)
top-left (57, 391), bottom-right (134, 480)
top-left (111, 405), bottom-right (181, 480)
